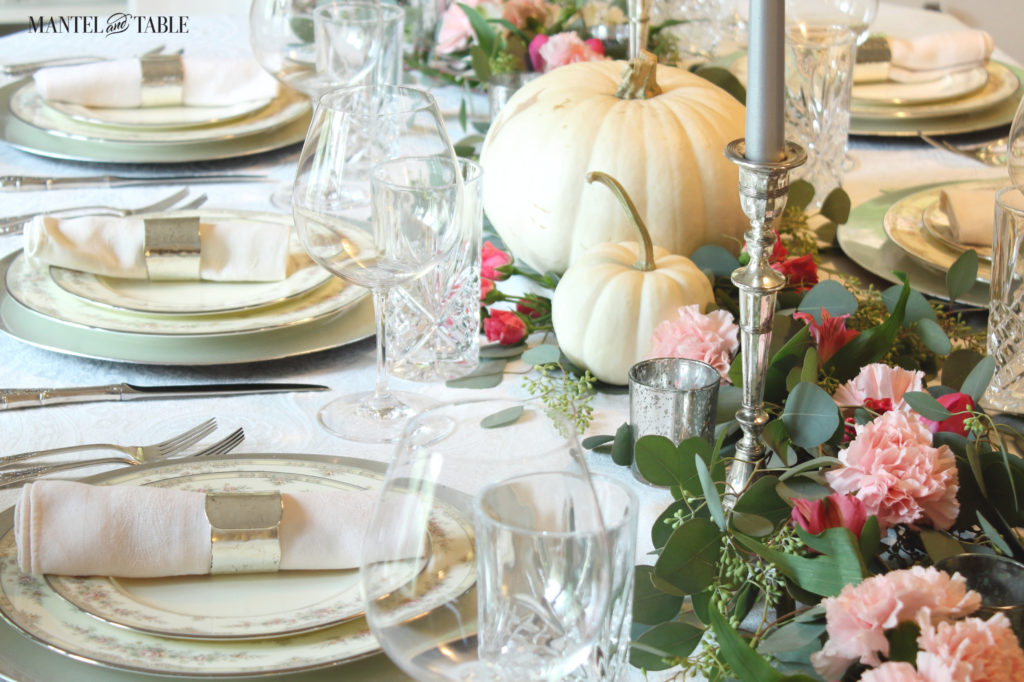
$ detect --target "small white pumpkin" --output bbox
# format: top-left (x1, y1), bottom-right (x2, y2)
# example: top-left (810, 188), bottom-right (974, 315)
top-left (552, 172), bottom-right (715, 385)
top-left (480, 50), bottom-right (746, 275)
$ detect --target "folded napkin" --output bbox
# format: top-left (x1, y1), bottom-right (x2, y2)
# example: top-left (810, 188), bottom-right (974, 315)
top-left (33, 57), bottom-right (279, 109)
top-left (15, 480), bottom-right (379, 577)
top-left (854, 30), bottom-right (994, 84)
top-left (24, 214), bottom-right (290, 282)
top-left (939, 186), bottom-right (996, 247)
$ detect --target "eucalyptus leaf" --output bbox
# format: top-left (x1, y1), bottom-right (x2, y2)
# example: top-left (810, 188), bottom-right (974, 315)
top-left (903, 391), bottom-right (953, 421)
top-left (480, 405), bottom-right (524, 429)
top-left (787, 180), bottom-right (815, 212)
top-left (696, 456), bottom-right (726, 531)
top-left (915, 318), bottom-right (952, 355)
top-left (961, 356), bottom-right (995, 403)
top-left (795, 280), bottom-right (858, 323)
top-left (733, 475), bottom-right (792, 526)
top-left (654, 518), bottom-right (723, 594)
top-left (859, 515), bottom-right (881, 560)
top-left (941, 349), bottom-right (984, 391)
top-left (781, 382), bottom-right (841, 449)
top-left (976, 510), bottom-right (1013, 556)
top-left (468, 44), bottom-right (492, 82)
top-left (521, 344), bottom-right (561, 366)
top-left (581, 434), bottom-right (615, 450)
top-left (690, 245), bottom-right (741, 277)
top-left (629, 622), bottom-right (704, 671)
top-left (463, 358), bottom-right (508, 377)
top-left (651, 498), bottom-right (691, 549)
top-left (710, 602), bottom-right (784, 682)
top-left (633, 566), bottom-right (685, 625)
top-left (458, 98), bottom-right (468, 132)
top-left (735, 533), bottom-right (862, 597)
top-left (717, 384), bottom-right (743, 425)
top-left (731, 511), bottom-right (775, 537)
top-left (458, 3), bottom-right (497, 55)
top-left (479, 344), bottom-right (526, 359)
top-left (757, 621), bottom-right (827, 655)
top-left (694, 66), bottom-right (746, 104)
top-left (445, 373), bottom-right (504, 389)
top-left (776, 477), bottom-right (830, 503)
top-left (881, 284), bottom-right (936, 326)
top-left (611, 422), bottom-right (634, 466)
top-left (947, 249), bottom-right (979, 301)
top-left (825, 277), bottom-right (910, 383)
top-left (778, 456), bottom-right (842, 481)
top-left (920, 529), bottom-right (965, 563)
top-left (820, 188), bottom-right (851, 224)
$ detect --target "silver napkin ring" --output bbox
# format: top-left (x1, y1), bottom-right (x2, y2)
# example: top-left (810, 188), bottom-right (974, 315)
top-left (144, 216), bottom-right (201, 280)
top-left (206, 491), bottom-right (283, 574)
top-left (140, 53), bottom-right (184, 107)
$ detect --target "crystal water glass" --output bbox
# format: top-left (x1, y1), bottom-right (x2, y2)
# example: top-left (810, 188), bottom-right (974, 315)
top-left (386, 158), bottom-right (483, 383)
top-left (987, 186), bottom-right (1024, 413)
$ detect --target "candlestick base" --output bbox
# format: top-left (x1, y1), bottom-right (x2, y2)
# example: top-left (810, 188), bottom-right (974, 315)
top-left (723, 138), bottom-right (806, 507)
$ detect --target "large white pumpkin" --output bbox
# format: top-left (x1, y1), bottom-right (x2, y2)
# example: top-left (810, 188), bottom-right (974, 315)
top-left (480, 52), bottom-right (748, 275)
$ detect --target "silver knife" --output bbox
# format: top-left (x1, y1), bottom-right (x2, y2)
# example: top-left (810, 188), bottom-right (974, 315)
top-left (0, 383), bottom-right (329, 410)
top-left (0, 175), bottom-right (270, 191)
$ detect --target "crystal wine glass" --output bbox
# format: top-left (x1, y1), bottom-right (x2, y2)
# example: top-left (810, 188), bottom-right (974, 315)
top-left (1009, 94), bottom-right (1024, 188)
top-left (361, 398), bottom-right (613, 679)
top-left (292, 84), bottom-right (462, 442)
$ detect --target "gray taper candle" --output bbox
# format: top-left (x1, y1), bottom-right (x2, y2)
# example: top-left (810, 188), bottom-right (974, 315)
top-left (745, 0), bottom-right (786, 162)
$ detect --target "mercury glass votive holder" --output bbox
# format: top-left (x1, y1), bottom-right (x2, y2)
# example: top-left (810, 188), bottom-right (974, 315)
top-left (628, 358), bottom-right (720, 486)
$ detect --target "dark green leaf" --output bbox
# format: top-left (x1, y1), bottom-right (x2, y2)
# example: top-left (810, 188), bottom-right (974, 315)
top-left (787, 180), bottom-right (815, 212)
top-left (694, 65), bottom-right (746, 103)
top-left (652, 498), bottom-right (690, 548)
top-left (717, 384), bottom-right (743, 425)
top-left (468, 44), bottom-right (492, 82)
top-left (458, 3), bottom-right (497, 55)
top-left (915, 318), bottom-right (952, 355)
top-left (947, 249), bottom-right (979, 301)
top-left (781, 382), bottom-right (841, 449)
top-left (795, 280), bottom-right (858, 323)
top-left (733, 475), bottom-right (792, 526)
top-left (886, 622), bottom-right (921, 664)
top-left (696, 456), bottom-right (725, 531)
top-left (825, 277), bottom-right (910, 382)
top-left (820, 188), bottom-right (852, 223)
top-left (581, 434), bottom-right (615, 450)
top-left (762, 420), bottom-right (794, 465)
top-left (521, 344), bottom-right (561, 365)
top-left (735, 533), bottom-right (862, 597)
top-left (480, 405), bottom-right (524, 428)
top-left (903, 391), bottom-right (954, 421)
top-left (961, 356), bottom-right (995, 403)
top-left (776, 477), bottom-right (830, 503)
top-left (859, 515), bottom-right (881, 559)
top-left (800, 347), bottom-right (818, 383)
top-left (920, 529), bottom-right (965, 563)
top-left (654, 518), bottom-right (723, 594)
top-left (778, 456), bottom-right (842, 481)
top-left (757, 621), bottom-right (827, 655)
top-left (731, 511), bottom-right (775, 537)
top-left (709, 602), bottom-right (784, 682)
top-left (635, 435), bottom-right (711, 494)
top-left (629, 621), bottom-right (704, 671)
top-left (632, 566), bottom-right (685, 625)
top-left (690, 590), bottom-right (711, 624)
top-left (458, 98), bottom-right (468, 132)
top-left (977, 510), bottom-right (1013, 556)
top-left (479, 344), bottom-right (525, 359)
top-left (611, 422), bottom-right (634, 466)
top-left (690, 245), bottom-right (741, 277)
top-left (487, 17), bottom-right (529, 43)
top-left (941, 349), bottom-right (984, 390)
top-left (881, 284), bottom-right (936, 326)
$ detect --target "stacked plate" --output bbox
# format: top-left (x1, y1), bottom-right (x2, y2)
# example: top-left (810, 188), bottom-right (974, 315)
top-left (0, 78), bottom-right (311, 163)
top-left (0, 210), bottom-right (375, 365)
top-left (0, 454), bottom-right (477, 677)
top-left (850, 61), bottom-right (1023, 137)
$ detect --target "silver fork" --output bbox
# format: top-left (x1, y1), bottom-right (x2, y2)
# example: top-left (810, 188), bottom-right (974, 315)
top-left (0, 418), bottom-right (216, 469)
top-left (0, 188), bottom-right (207, 236)
top-left (0, 427), bottom-right (244, 489)
top-left (920, 133), bottom-right (1008, 167)
top-left (1, 44), bottom-right (167, 77)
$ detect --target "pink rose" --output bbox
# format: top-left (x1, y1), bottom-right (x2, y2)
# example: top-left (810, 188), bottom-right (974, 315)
top-left (916, 613), bottom-right (1024, 681)
top-left (919, 392), bottom-right (976, 436)
top-left (826, 410), bottom-right (959, 531)
top-left (528, 34), bottom-right (548, 72)
top-left (833, 363), bottom-right (925, 412)
top-left (480, 277), bottom-right (495, 301)
top-left (860, 662), bottom-right (926, 682)
top-left (792, 308), bottom-right (860, 365)
top-left (811, 567), bottom-right (981, 680)
top-left (483, 309), bottom-right (526, 345)
top-left (501, 0), bottom-right (555, 30)
top-left (435, 0), bottom-right (500, 55)
top-left (791, 493), bottom-right (868, 539)
top-left (534, 31), bottom-right (605, 73)
top-left (648, 304), bottom-right (739, 380)
top-left (481, 241), bottom-right (512, 281)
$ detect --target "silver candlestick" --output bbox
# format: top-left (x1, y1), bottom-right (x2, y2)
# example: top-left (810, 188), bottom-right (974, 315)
top-left (723, 138), bottom-right (806, 505)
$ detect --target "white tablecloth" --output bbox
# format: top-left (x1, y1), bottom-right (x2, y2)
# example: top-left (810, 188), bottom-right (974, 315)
top-left (0, 4), bottom-right (1013, 681)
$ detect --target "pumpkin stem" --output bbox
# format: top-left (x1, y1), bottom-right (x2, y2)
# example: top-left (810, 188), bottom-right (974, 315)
top-left (586, 171), bottom-right (656, 272)
top-left (615, 50), bottom-right (662, 100)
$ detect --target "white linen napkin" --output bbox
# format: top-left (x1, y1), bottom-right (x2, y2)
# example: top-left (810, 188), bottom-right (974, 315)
top-left (24, 214), bottom-right (290, 282)
top-left (33, 57), bottom-right (279, 109)
top-left (14, 480), bottom-right (379, 577)
top-left (888, 30), bottom-right (994, 84)
top-left (939, 186), bottom-right (996, 247)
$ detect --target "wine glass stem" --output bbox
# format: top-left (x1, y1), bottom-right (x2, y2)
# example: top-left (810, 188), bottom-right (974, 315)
top-left (370, 287), bottom-right (396, 411)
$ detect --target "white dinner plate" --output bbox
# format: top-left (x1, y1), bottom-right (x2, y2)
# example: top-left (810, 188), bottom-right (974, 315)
top-left (850, 62), bottom-right (1019, 120)
top-left (851, 66), bottom-right (989, 105)
top-left (921, 200), bottom-right (993, 261)
top-left (882, 180), bottom-right (995, 283)
top-left (47, 96), bottom-right (274, 130)
top-left (0, 455), bottom-right (476, 677)
top-left (47, 212), bottom-right (332, 316)
top-left (9, 83), bottom-right (309, 145)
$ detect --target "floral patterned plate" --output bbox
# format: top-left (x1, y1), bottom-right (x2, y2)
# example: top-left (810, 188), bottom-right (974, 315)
top-left (0, 455), bottom-right (476, 677)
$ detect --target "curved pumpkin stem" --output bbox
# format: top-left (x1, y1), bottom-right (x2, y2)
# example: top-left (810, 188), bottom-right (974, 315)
top-left (586, 171), bottom-right (656, 272)
top-left (615, 50), bottom-right (662, 100)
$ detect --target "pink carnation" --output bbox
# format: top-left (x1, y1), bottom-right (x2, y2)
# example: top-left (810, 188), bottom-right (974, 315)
top-left (860, 662), bottom-right (926, 682)
top-left (916, 613), bottom-right (1024, 681)
top-left (501, 0), bottom-right (555, 29)
top-left (534, 31), bottom-right (605, 73)
top-left (435, 0), bottom-right (500, 55)
top-left (826, 410), bottom-right (959, 530)
top-left (811, 567), bottom-right (981, 680)
top-left (832, 363), bottom-right (924, 412)
top-left (648, 305), bottom-right (739, 380)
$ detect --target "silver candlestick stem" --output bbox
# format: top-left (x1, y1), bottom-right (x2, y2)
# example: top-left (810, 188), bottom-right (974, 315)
top-left (627, 0), bottom-right (651, 59)
top-left (723, 138), bottom-right (806, 506)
